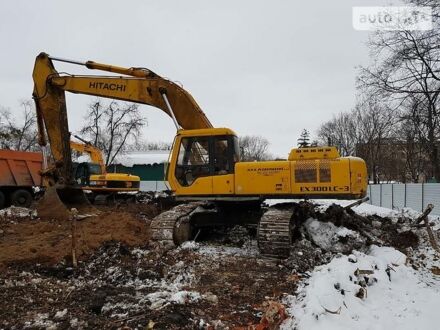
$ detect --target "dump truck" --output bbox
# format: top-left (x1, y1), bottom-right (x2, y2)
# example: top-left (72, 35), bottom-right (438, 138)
top-left (0, 149), bottom-right (43, 208)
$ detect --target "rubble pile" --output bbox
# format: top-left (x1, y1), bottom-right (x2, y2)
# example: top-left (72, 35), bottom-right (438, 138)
top-left (283, 201), bottom-right (438, 291)
top-left (285, 202), bottom-right (422, 259)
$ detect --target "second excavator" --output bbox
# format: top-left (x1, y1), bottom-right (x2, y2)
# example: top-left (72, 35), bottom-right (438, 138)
top-left (32, 52), bottom-right (367, 258)
top-left (70, 135), bottom-right (140, 202)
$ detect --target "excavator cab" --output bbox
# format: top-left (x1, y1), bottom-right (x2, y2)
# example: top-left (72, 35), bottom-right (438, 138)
top-left (72, 162), bottom-right (102, 186)
top-left (168, 128), bottom-right (239, 195)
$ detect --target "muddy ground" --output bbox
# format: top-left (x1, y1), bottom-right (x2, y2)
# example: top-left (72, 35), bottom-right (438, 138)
top-left (0, 202), bottom-right (297, 329)
top-left (0, 200), bottom-right (437, 329)
top-left (0, 203), bottom-right (156, 268)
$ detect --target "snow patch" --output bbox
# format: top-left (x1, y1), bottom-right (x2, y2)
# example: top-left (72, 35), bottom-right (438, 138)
top-left (179, 240), bottom-right (200, 250)
top-left (0, 206), bottom-right (36, 219)
top-left (24, 313), bottom-right (57, 329)
top-left (282, 246), bottom-right (440, 330)
top-left (54, 309), bottom-right (68, 319)
top-left (146, 290), bottom-right (201, 310)
top-left (198, 242), bottom-right (259, 258)
top-left (304, 218), bottom-right (366, 253)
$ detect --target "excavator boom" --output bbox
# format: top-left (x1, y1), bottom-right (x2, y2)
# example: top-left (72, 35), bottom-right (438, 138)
top-left (70, 139), bottom-right (106, 174)
top-left (32, 52), bottom-right (213, 218)
top-left (41, 54), bottom-right (212, 130)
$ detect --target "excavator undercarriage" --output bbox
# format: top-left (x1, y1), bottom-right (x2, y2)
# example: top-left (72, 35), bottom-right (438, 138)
top-left (151, 200), bottom-right (315, 259)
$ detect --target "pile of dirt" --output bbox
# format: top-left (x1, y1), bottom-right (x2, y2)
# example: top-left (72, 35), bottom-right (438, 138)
top-left (93, 200), bottom-right (164, 219)
top-left (0, 205), bottom-right (155, 269)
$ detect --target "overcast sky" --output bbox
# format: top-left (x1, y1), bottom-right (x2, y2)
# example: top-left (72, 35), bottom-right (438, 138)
top-left (0, 0), bottom-right (402, 157)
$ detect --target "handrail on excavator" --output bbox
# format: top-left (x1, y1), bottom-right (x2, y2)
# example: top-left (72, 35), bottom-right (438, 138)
top-left (49, 55), bottom-right (157, 78)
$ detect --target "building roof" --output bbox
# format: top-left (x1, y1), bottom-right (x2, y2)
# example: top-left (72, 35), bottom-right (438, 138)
top-left (113, 150), bottom-right (170, 167)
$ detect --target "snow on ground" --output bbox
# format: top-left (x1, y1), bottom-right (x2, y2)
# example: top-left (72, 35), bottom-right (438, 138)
top-left (274, 200), bottom-right (440, 330)
top-left (282, 246), bottom-right (440, 330)
top-left (0, 206), bottom-right (36, 219)
top-left (304, 218), bottom-right (366, 254)
top-left (179, 240), bottom-right (259, 258)
top-left (87, 244), bottom-right (204, 316)
top-left (3, 198), bottom-right (439, 328)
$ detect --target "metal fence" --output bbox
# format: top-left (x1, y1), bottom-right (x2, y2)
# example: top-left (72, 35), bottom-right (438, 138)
top-left (367, 183), bottom-right (440, 216)
top-left (139, 181), bottom-right (168, 192)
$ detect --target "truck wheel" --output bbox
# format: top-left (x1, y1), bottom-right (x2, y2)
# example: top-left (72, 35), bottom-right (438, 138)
top-left (10, 189), bottom-right (33, 208)
top-left (0, 191), bottom-right (5, 209)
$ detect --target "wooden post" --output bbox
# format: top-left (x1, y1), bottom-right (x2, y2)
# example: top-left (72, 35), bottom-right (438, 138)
top-left (344, 197), bottom-right (370, 210)
top-left (404, 184), bottom-right (407, 208)
top-left (70, 208), bottom-right (79, 268)
top-left (391, 184), bottom-right (394, 210)
top-left (380, 184), bottom-right (382, 207)
top-left (416, 204), bottom-right (440, 253)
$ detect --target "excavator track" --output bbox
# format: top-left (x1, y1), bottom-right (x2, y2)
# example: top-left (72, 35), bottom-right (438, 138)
top-left (152, 201), bottom-right (296, 260)
top-left (150, 202), bottom-right (203, 249)
top-left (257, 206), bottom-right (293, 259)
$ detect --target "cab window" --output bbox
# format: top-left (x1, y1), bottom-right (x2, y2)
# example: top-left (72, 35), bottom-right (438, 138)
top-left (176, 137), bottom-right (210, 186)
top-left (88, 163), bottom-right (102, 175)
top-left (213, 138), bottom-right (230, 174)
top-left (175, 135), bottom-right (238, 187)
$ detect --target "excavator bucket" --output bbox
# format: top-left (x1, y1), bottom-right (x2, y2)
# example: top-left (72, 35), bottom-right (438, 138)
top-left (37, 185), bottom-right (97, 220)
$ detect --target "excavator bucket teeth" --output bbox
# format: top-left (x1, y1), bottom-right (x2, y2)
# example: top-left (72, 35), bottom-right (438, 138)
top-left (37, 185), bottom-right (96, 220)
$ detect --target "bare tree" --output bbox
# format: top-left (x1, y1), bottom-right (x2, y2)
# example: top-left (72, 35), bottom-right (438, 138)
top-left (397, 113), bottom-right (428, 182)
top-left (318, 92), bottom-right (397, 183)
top-left (317, 0), bottom-right (440, 183)
top-left (353, 94), bottom-right (397, 183)
top-left (128, 139), bottom-right (172, 151)
top-left (317, 112), bottom-right (358, 156)
top-left (239, 135), bottom-right (271, 161)
top-left (80, 100), bottom-right (147, 165)
top-left (357, 3), bottom-right (440, 180)
top-left (0, 100), bottom-right (39, 151)
top-left (84, 101), bottom-right (104, 147)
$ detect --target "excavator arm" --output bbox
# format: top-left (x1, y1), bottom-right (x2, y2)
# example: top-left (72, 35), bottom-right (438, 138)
top-left (33, 52), bottom-right (212, 185)
top-left (70, 139), bottom-right (106, 174)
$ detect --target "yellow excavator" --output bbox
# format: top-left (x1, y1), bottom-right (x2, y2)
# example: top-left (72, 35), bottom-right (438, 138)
top-left (32, 52), bottom-right (367, 258)
top-left (69, 135), bottom-right (140, 201)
